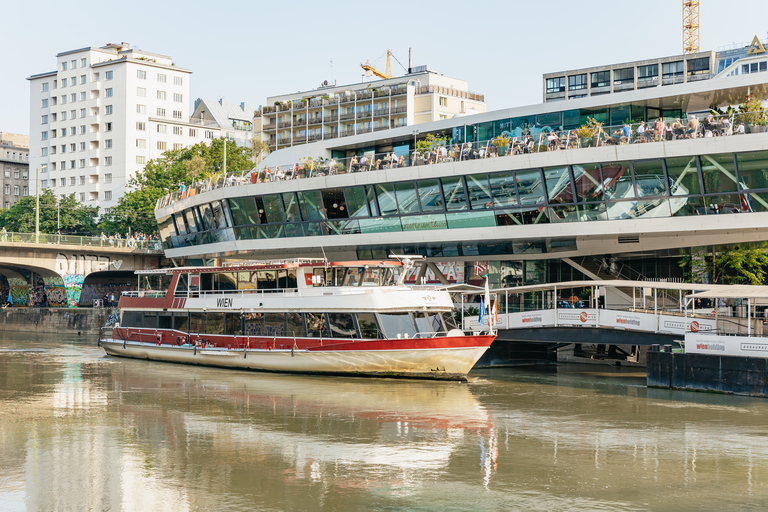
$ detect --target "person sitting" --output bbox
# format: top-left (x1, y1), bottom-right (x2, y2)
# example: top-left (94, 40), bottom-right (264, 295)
top-left (547, 132), bottom-right (559, 150)
top-left (398, 155), bottom-right (405, 167)
top-left (686, 116), bottom-right (699, 138)
top-left (524, 135), bottom-right (535, 154)
top-left (621, 123), bottom-right (632, 143)
top-left (350, 155), bottom-right (359, 172)
top-left (722, 117), bottom-right (733, 136)
top-left (671, 119), bottom-right (684, 139)
top-left (568, 293), bottom-right (579, 306)
top-left (636, 121), bottom-right (647, 142)
top-left (374, 158), bottom-right (382, 170)
top-left (359, 155), bottom-right (369, 170)
top-left (655, 118), bottom-right (666, 140)
top-left (736, 122), bottom-right (745, 135)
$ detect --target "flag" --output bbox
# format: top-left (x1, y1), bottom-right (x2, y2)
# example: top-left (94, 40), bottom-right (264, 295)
top-left (493, 298), bottom-right (498, 324)
top-left (479, 297), bottom-right (485, 325)
top-left (484, 275), bottom-right (492, 328)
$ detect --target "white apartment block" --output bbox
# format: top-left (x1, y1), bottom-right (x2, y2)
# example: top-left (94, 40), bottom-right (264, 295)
top-left (28, 42), bottom-right (221, 213)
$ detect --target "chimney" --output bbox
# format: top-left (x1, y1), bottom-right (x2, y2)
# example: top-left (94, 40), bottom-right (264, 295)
top-left (240, 102), bottom-right (246, 112)
top-left (408, 48), bottom-right (413, 74)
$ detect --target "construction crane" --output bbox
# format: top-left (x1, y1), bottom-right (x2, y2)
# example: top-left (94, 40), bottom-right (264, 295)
top-left (683, 0), bottom-right (700, 54)
top-left (361, 50), bottom-right (393, 80)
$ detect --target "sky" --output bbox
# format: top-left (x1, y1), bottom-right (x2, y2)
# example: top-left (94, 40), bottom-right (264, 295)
top-left (3, 0), bottom-right (768, 136)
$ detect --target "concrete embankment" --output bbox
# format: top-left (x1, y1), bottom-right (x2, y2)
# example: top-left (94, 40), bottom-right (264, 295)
top-left (0, 307), bottom-right (111, 335)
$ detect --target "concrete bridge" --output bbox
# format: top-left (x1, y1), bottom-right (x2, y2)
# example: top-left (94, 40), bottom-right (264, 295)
top-left (0, 233), bottom-right (163, 307)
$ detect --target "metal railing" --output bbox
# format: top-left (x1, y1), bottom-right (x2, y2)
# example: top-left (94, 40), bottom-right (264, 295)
top-left (0, 231), bottom-right (163, 251)
top-left (156, 111), bottom-right (767, 210)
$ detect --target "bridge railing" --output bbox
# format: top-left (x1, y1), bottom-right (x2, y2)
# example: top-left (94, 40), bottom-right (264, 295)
top-left (0, 232), bottom-right (163, 252)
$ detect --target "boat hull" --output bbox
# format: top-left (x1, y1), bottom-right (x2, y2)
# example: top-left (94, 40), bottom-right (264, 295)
top-left (99, 338), bottom-right (493, 381)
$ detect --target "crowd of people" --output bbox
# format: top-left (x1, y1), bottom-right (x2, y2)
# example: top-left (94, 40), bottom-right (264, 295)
top-left (100, 232), bottom-right (160, 248)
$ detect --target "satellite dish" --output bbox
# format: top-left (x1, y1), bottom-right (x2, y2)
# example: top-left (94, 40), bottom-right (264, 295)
top-left (323, 80), bottom-right (328, 86)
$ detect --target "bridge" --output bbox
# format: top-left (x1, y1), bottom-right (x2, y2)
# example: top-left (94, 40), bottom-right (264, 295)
top-left (462, 280), bottom-right (758, 366)
top-left (0, 232), bottom-right (163, 307)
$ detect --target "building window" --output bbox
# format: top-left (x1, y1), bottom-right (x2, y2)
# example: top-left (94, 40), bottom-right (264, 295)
top-left (14, 186), bottom-right (19, 196)
top-left (41, 180), bottom-right (48, 189)
top-left (81, 75), bottom-right (86, 85)
top-left (137, 87), bottom-right (146, 97)
top-left (205, 131), bottom-right (213, 139)
top-left (546, 77), bottom-right (566, 94)
top-left (105, 88), bottom-right (113, 97)
top-left (41, 131), bottom-right (48, 140)
top-left (41, 115), bottom-right (48, 125)
top-left (22, 171), bottom-right (28, 179)
top-left (14, 170), bottom-right (19, 179)
top-left (71, 60), bottom-right (76, 69)
top-left (157, 141), bottom-right (167, 150)
top-left (71, 93), bottom-right (76, 103)
top-left (591, 71), bottom-right (611, 88)
top-left (80, 91), bottom-right (86, 101)
top-left (438, 96), bottom-right (447, 107)
top-left (173, 143), bottom-right (183, 150)
top-left (62, 96), bottom-right (67, 105)
top-left (70, 143), bottom-right (76, 152)
top-left (42, 82), bottom-right (49, 92)
top-left (173, 110), bottom-right (182, 119)
top-left (136, 139), bottom-right (146, 148)
top-left (42, 99), bottom-right (49, 108)
top-left (61, 112), bottom-right (67, 121)
top-left (105, 122), bottom-right (112, 131)
top-left (79, 193), bottom-right (85, 202)
top-left (104, 191), bottom-right (112, 201)
top-left (61, 128), bottom-right (67, 136)
top-left (41, 148), bottom-right (48, 157)
top-left (136, 156), bottom-right (146, 165)
top-left (613, 67), bottom-right (634, 85)
top-left (137, 104), bottom-right (146, 114)
top-left (80, 142), bottom-right (85, 151)
top-left (80, 159), bottom-right (85, 168)
top-left (81, 58), bottom-right (86, 67)
top-left (136, 122), bottom-right (146, 131)
top-left (173, 93), bottom-right (183, 102)
top-left (173, 76), bottom-right (183, 86)
top-left (157, 124), bottom-right (167, 134)
top-left (80, 108), bottom-right (86, 118)
top-left (22, 186), bottom-right (28, 197)
top-left (189, 128), bottom-right (197, 137)
top-left (687, 57), bottom-right (710, 76)
top-left (568, 74), bottom-right (587, 90)
top-left (69, 177), bottom-right (75, 186)
top-left (105, 70), bottom-right (113, 80)
top-left (157, 91), bottom-right (166, 100)
top-left (105, 139), bottom-right (112, 149)
top-left (71, 109), bottom-right (76, 119)
top-left (104, 173), bottom-right (112, 184)
top-left (80, 125), bottom-right (86, 135)
top-left (4, 185), bottom-right (8, 194)
top-left (104, 156), bottom-right (112, 166)
top-left (61, 62), bottom-right (67, 71)
top-left (40, 165), bottom-right (47, 174)
top-left (662, 61), bottom-right (685, 78)
top-left (640, 63), bottom-right (661, 82)
top-left (137, 70), bottom-right (146, 79)
top-left (157, 108), bottom-right (166, 117)
top-left (157, 73), bottom-right (166, 83)
top-left (105, 105), bottom-right (113, 115)
top-left (173, 126), bottom-right (183, 135)
top-left (62, 78), bottom-right (67, 87)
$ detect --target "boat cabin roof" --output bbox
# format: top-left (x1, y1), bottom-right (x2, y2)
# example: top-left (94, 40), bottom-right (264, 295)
top-left (136, 260), bottom-right (403, 275)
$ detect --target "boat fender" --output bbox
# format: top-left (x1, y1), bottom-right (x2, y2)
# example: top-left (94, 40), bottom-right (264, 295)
top-left (156, 332), bottom-right (162, 346)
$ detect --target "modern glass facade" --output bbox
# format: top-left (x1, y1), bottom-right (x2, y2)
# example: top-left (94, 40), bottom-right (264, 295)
top-left (158, 150), bottom-right (768, 260)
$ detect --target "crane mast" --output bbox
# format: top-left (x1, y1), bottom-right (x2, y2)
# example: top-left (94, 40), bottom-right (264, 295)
top-left (361, 50), bottom-right (394, 80)
top-left (683, 0), bottom-right (700, 54)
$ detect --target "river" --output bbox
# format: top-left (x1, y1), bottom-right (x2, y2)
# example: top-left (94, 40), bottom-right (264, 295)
top-left (1, 332), bottom-right (768, 511)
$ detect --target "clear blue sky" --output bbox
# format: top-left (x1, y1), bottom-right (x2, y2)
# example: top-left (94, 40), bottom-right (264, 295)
top-left (3, 0), bottom-right (768, 135)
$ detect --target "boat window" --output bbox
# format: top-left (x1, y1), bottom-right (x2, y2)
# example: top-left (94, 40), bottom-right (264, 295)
top-left (238, 197), bottom-right (260, 225)
top-left (394, 182), bottom-right (419, 214)
top-left (304, 312), bottom-right (329, 337)
top-left (327, 313), bottom-right (356, 338)
top-left (342, 267), bottom-right (363, 286)
top-left (700, 153), bottom-right (738, 194)
top-left (361, 267), bottom-right (381, 286)
top-left (413, 313), bottom-right (434, 337)
top-left (428, 312), bottom-right (444, 332)
top-left (217, 272), bottom-right (237, 291)
top-left (375, 183), bottom-right (398, 216)
top-left (735, 151), bottom-right (768, 190)
top-left (238, 272), bottom-right (257, 290)
top-left (190, 312), bottom-right (206, 333)
top-left (121, 310), bottom-right (142, 327)
top-left (185, 209), bottom-right (199, 233)
top-left (516, 169), bottom-right (546, 206)
top-left (263, 194), bottom-right (286, 223)
top-left (225, 312), bottom-right (241, 335)
top-left (365, 185), bottom-right (379, 216)
top-left (174, 274), bottom-right (188, 297)
top-left (489, 171), bottom-right (518, 208)
top-left (632, 160), bottom-right (667, 197)
top-left (466, 174), bottom-right (493, 210)
top-left (543, 166), bottom-right (575, 204)
top-left (377, 312), bottom-right (417, 339)
top-left (602, 162), bottom-right (635, 199)
top-left (356, 313), bottom-right (382, 339)
top-left (206, 312), bottom-right (224, 334)
top-left (573, 164), bottom-right (608, 202)
top-left (264, 313), bottom-right (286, 336)
top-left (345, 186), bottom-right (370, 217)
top-left (227, 199), bottom-right (243, 225)
top-left (254, 197), bottom-right (268, 224)
top-left (312, 268), bottom-right (325, 287)
top-left (189, 275), bottom-right (200, 296)
top-left (298, 190), bottom-right (326, 220)
top-left (212, 200), bottom-right (228, 228)
top-left (257, 271), bottom-right (277, 289)
top-left (286, 312), bottom-right (304, 337)
top-left (282, 193), bottom-right (301, 222)
top-left (417, 179), bottom-right (444, 212)
top-left (159, 312), bottom-right (173, 329)
top-left (281, 269), bottom-right (297, 289)
top-left (140, 311), bottom-right (158, 329)
top-left (441, 176), bottom-right (468, 211)
top-left (200, 273), bottom-right (214, 292)
top-left (665, 156), bottom-right (700, 195)
top-left (199, 203), bottom-right (216, 231)
top-left (173, 312), bottom-right (188, 332)
top-left (173, 212), bottom-right (187, 235)
top-left (441, 311), bottom-right (458, 331)
top-left (322, 188), bottom-right (348, 219)
top-left (244, 312), bottom-right (264, 335)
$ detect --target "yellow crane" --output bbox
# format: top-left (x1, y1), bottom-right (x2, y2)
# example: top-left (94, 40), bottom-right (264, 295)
top-left (361, 50), bottom-right (393, 79)
top-left (683, 0), bottom-right (700, 54)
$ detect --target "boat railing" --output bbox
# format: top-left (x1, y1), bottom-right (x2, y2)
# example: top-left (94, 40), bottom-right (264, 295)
top-left (122, 290), bottom-right (167, 298)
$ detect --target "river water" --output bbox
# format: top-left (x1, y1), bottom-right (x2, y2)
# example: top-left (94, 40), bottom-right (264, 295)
top-left (2, 333), bottom-right (768, 511)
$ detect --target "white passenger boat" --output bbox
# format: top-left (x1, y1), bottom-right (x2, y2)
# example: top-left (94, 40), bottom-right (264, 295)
top-left (99, 258), bottom-right (495, 380)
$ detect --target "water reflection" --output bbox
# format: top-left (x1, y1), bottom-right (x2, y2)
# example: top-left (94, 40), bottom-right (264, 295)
top-left (3, 335), bottom-right (768, 510)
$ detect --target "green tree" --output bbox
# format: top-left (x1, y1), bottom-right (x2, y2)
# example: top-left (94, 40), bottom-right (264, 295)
top-left (99, 137), bottom-right (253, 235)
top-left (679, 243), bottom-right (768, 285)
top-left (0, 190), bottom-right (99, 234)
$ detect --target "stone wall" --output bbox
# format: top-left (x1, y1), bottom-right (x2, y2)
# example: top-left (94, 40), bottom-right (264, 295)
top-left (0, 307), bottom-right (112, 335)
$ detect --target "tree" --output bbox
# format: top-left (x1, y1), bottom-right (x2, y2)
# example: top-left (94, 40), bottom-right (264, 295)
top-left (251, 138), bottom-right (270, 165)
top-left (100, 137), bottom-right (253, 235)
top-left (0, 190), bottom-right (99, 234)
top-left (679, 243), bottom-right (768, 286)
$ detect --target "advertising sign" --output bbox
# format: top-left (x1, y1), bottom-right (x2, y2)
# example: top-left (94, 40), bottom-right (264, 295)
top-left (685, 333), bottom-right (768, 357)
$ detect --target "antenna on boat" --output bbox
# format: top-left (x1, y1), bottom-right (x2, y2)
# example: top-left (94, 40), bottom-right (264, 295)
top-left (319, 244), bottom-right (328, 266)
top-left (389, 254), bottom-right (425, 285)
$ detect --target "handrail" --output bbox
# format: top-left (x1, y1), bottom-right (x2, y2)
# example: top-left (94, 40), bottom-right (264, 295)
top-left (0, 231), bottom-right (163, 251)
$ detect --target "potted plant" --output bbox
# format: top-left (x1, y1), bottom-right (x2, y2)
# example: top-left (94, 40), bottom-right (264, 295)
top-left (576, 117), bottom-right (602, 147)
top-left (739, 94), bottom-right (767, 133)
top-left (492, 135), bottom-right (511, 156)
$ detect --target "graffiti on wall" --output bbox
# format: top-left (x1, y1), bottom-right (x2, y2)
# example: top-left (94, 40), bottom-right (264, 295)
top-left (63, 274), bottom-right (85, 308)
top-left (54, 253), bottom-right (126, 277)
top-left (45, 285), bottom-right (67, 307)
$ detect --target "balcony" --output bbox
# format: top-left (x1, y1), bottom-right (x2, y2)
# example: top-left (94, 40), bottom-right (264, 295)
top-left (307, 133), bottom-right (323, 142)
top-left (374, 125), bottom-right (390, 132)
top-left (325, 114), bottom-right (339, 123)
top-left (277, 120), bottom-right (292, 128)
top-left (340, 113), bottom-right (355, 121)
top-left (373, 108), bottom-right (389, 117)
top-left (356, 91), bottom-right (372, 100)
top-left (263, 122), bottom-right (277, 130)
top-left (391, 106), bottom-right (407, 114)
top-left (308, 116), bottom-right (323, 125)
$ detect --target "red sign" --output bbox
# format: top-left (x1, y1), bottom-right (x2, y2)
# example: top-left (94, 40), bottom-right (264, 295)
top-left (690, 320), bottom-right (700, 332)
top-left (580, 311), bottom-right (588, 323)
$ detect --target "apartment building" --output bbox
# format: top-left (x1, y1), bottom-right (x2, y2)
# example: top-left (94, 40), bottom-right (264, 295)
top-left (191, 98), bottom-right (256, 149)
top-left (256, 66), bottom-right (485, 151)
top-left (0, 133), bottom-right (29, 208)
top-left (27, 42), bottom-right (220, 213)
